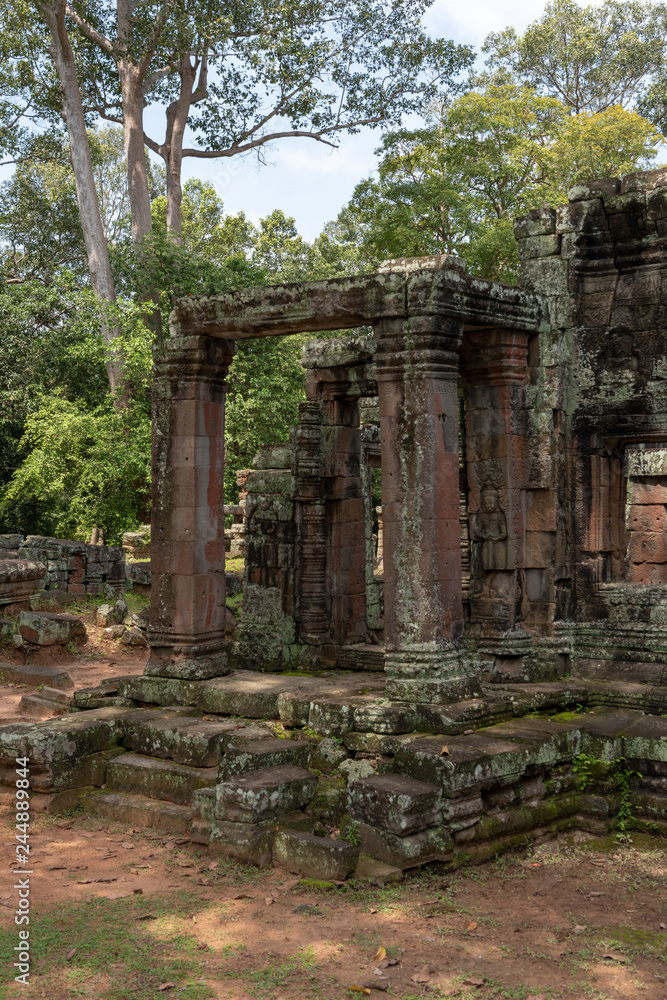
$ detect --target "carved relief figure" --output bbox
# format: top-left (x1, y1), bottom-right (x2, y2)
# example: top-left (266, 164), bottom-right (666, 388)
top-left (472, 489), bottom-right (508, 572)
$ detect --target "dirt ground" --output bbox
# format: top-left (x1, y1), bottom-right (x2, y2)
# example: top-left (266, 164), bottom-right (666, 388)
top-left (0, 806), bottom-right (665, 1000)
top-left (0, 595), bottom-right (149, 723)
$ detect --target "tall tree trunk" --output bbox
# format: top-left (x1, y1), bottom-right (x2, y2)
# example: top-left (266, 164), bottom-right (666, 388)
top-left (119, 63), bottom-right (154, 242)
top-left (164, 56), bottom-right (197, 241)
top-left (40, 0), bottom-right (126, 400)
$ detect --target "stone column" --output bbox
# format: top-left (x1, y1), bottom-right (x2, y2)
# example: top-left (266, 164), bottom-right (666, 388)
top-left (460, 329), bottom-right (531, 633)
top-left (146, 334), bottom-right (235, 679)
top-left (374, 315), bottom-right (479, 703)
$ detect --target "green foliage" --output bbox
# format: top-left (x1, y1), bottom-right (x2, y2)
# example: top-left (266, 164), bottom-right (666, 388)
top-left (482, 0), bottom-right (667, 114)
top-left (333, 84), bottom-right (664, 282)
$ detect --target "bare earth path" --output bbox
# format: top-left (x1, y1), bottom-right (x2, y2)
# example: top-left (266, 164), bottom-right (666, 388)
top-left (0, 807), bottom-right (664, 1000)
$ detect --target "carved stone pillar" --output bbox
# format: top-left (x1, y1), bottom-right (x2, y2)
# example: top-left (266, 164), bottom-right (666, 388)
top-left (374, 315), bottom-right (479, 703)
top-left (460, 329), bottom-right (531, 634)
top-left (146, 334), bottom-right (234, 679)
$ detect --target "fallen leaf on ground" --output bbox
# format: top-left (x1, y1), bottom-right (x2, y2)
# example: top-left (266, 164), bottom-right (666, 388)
top-left (603, 953), bottom-right (627, 963)
top-left (462, 975), bottom-right (485, 986)
top-left (281, 879), bottom-right (301, 891)
top-left (232, 893), bottom-right (253, 900)
top-left (66, 948), bottom-right (77, 960)
top-left (465, 920), bottom-right (478, 931)
top-left (374, 945), bottom-right (386, 962)
top-left (265, 896), bottom-right (275, 905)
top-left (349, 988), bottom-right (371, 995)
top-left (48, 866), bottom-right (67, 871)
top-left (196, 878), bottom-right (212, 886)
top-left (76, 878), bottom-right (117, 884)
top-left (589, 891), bottom-right (605, 897)
top-left (362, 982), bottom-right (389, 992)
top-left (440, 746), bottom-right (449, 755)
top-left (157, 984), bottom-right (174, 992)
top-left (572, 925), bottom-right (587, 935)
top-left (130, 867), bottom-right (153, 875)
top-left (411, 965), bottom-right (431, 984)
top-left (377, 958), bottom-right (398, 968)
top-left (120, 842), bottom-right (134, 849)
top-left (135, 914), bottom-right (157, 921)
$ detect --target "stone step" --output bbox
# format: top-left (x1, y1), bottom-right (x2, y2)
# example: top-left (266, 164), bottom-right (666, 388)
top-left (215, 764), bottom-right (317, 823)
top-left (106, 752), bottom-right (217, 805)
top-left (338, 645), bottom-right (386, 671)
top-left (347, 773), bottom-right (442, 835)
top-left (0, 706), bottom-right (129, 766)
top-left (120, 713), bottom-right (242, 767)
top-left (273, 830), bottom-right (358, 880)
top-left (390, 733), bottom-right (531, 795)
top-left (81, 789), bottom-right (192, 834)
top-left (218, 737), bottom-right (311, 781)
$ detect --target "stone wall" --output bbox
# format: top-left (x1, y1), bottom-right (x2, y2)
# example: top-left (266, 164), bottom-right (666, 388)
top-left (0, 535), bottom-right (125, 594)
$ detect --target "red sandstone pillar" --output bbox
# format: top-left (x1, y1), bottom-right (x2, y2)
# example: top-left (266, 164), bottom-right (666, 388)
top-left (460, 329), bottom-right (530, 634)
top-left (146, 334), bottom-right (235, 679)
top-left (374, 315), bottom-right (479, 703)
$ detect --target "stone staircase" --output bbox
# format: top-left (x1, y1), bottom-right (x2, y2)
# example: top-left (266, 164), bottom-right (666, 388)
top-left (0, 671), bottom-right (666, 876)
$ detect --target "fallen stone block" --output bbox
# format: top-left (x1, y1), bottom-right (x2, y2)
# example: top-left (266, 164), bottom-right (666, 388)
top-left (18, 611), bottom-right (85, 646)
top-left (347, 774), bottom-right (442, 835)
top-left (218, 737), bottom-right (311, 780)
top-left (273, 830), bottom-right (358, 880)
top-left (19, 693), bottom-right (68, 718)
top-left (106, 752), bottom-right (217, 805)
top-left (96, 599), bottom-right (128, 627)
top-left (121, 627), bottom-right (148, 647)
top-left (29, 592), bottom-right (62, 612)
top-left (0, 661), bottom-right (73, 690)
top-left (102, 625), bottom-right (126, 640)
top-left (312, 738), bottom-right (349, 769)
top-left (215, 764), bottom-right (317, 822)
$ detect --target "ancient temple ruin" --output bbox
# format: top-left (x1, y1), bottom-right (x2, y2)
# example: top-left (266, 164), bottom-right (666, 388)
top-left (149, 167), bottom-right (667, 697)
top-left (2, 169), bottom-right (667, 872)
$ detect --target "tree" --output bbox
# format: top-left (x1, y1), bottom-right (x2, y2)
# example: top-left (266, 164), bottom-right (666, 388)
top-left (328, 85), bottom-right (665, 283)
top-left (482, 0), bottom-right (667, 114)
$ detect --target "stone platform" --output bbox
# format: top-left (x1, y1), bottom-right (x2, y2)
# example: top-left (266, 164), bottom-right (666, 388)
top-left (1, 671), bottom-right (666, 876)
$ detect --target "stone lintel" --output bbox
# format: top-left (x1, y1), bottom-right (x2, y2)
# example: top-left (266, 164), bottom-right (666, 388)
top-left (169, 267), bottom-right (548, 341)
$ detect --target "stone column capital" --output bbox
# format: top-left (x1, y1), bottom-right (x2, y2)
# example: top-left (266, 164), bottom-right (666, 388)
top-left (374, 315), bottom-right (462, 382)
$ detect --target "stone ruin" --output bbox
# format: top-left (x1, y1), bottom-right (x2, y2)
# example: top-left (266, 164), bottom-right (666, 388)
top-left (2, 169), bottom-right (667, 877)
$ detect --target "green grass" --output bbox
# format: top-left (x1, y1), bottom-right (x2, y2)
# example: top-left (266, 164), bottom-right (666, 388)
top-left (0, 891), bottom-right (214, 1000)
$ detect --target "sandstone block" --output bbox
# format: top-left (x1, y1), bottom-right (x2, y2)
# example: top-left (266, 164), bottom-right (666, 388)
top-left (215, 765), bottom-right (317, 822)
top-left (350, 819), bottom-right (452, 869)
top-left (273, 830), bottom-right (358, 880)
top-left (218, 737), bottom-right (311, 781)
top-left (0, 661), bottom-right (72, 690)
top-left (120, 626), bottom-right (148, 647)
top-left (96, 599), bottom-right (128, 627)
top-left (312, 738), bottom-right (349, 768)
top-left (121, 715), bottom-right (231, 767)
top-left (347, 774), bottom-right (442, 835)
top-left (353, 854), bottom-right (404, 884)
top-left (338, 758), bottom-right (376, 783)
top-left (18, 611), bottom-right (85, 646)
top-left (106, 752), bottom-right (217, 804)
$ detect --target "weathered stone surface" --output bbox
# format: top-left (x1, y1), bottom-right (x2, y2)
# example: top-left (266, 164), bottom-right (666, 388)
top-left (0, 661), bottom-right (72, 690)
top-left (273, 830), bottom-right (358, 880)
top-left (120, 626), bottom-right (149, 647)
top-left (338, 758), bottom-right (376, 783)
top-left (218, 737), bottom-right (311, 780)
top-left (0, 708), bottom-right (127, 765)
top-left (312, 738), bottom-right (349, 768)
top-left (349, 819), bottom-right (453, 869)
top-left (0, 559), bottom-right (46, 605)
top-left (215, 765), bottom-right (317, 822)
top-left (97, 599), bottom-right (128, 626)
top-left (120, 715), bottom-right (231, 767)
top-left (208, 809), bottom-right (313, 866)
top-left (81, 789), bottom-right (192, 834)
top-left (18, 611), bottom-right (85, 646)
top-left (353, 854), bottom-right (404, 884)
top-left (106, 752), bottom-right (217, 804)
top-left (347, 774), bottom-right (442, 835)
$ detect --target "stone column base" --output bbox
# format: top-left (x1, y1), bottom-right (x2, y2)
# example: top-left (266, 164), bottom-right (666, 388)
top-left (145, 631), bottom-right (229, 680)
top-left (385, 643), bottom-right (482, 703)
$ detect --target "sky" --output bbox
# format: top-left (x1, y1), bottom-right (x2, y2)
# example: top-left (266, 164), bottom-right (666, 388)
top-left (177, 0), bottom-right (558, 240)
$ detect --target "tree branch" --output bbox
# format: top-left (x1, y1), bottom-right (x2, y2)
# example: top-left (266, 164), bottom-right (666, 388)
top-left (64, 4), bottom-right (113, 52)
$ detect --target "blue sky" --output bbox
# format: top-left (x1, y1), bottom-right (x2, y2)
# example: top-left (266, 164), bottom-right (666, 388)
top-left (176, 0), bottom-right (560, 240)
